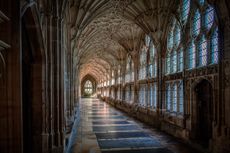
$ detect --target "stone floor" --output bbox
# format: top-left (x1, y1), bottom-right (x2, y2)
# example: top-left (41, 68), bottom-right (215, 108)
top-left (67, 98), bottom-right (201, 153)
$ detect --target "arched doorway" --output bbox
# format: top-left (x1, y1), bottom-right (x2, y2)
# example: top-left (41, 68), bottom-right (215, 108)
top-left (194, 79), bottom-right (213, 147)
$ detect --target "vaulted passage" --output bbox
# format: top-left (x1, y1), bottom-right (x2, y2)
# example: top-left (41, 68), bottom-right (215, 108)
top-left (0, 1), bottom-right (230, 153)
top-left (67, 98), bottom-right (200, 153)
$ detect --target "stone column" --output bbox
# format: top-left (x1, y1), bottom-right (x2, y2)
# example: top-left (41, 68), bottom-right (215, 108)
top-left (58, 17), bottom-right (64, 148)
top-left (156, 43), bottom-right (163, 115)
top-left (131, 51), bottom-right (139, 104)
top-left (45, 13), bottom-right (55, 150)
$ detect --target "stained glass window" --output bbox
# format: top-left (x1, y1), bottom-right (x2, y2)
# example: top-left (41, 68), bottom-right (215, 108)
top-left (149, 85), bottom-right (153, 106)
top-left (145, 35), bottom-right (151, 46)
top-left (166, 54), bottom-right (171, 74)
top-left (188, 41), bottom-right (196, 69)
top-left (125, 85), bottom-right (131, 102)
top-left (117, 86), bottom-right (121, 100)
top-left (165, 81), bottom-right (183, 113)
top-left (211, 28), bottom-right (219, 64)
top-left (172, 51), bottom-right (177, 73)
top-left (181, 0), bottom-right (190, 23)
top-left (178, 81), bottom-right (184, 113)
top-left (139, 48), bottom-right (147, 80)
top-left (198, 35), bottom-right (207, 66)
top-left (166, 83), bottom-right (171, 111)
top-left (192, 10), bottom-right (201, 37)
top-left (139, 84), bottom-right (146, 106)
top-left (84, 80), bottom-right (93, 94)
top-left (204, 6), bottom-right (214, 30)
top-left (172, 83), bottom-right (177, 112)
top-left (166, 18), bottom-right (183, 75)
top-left (149, 83), bottom-right (157, 109)
top-left (125, 56), bottom-right (134, 83)
top-left (149, 64), bottom-right (153, 77)
top-left (153, 84), bottom-right (157, 108)
top-left (186, 0), bottom-right (219, 69)
top-left (168, 29), bottom-right (174, 49)
top-left (178, 48), bottom-right (183, 72)
top-left (149, 41), bottom-right (157, 78)
top-left (174, 25), bottom-right (181, 47)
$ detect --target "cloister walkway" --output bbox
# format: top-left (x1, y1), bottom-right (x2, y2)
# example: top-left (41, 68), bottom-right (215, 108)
top-left (67, 98), bottom-right (200, 153)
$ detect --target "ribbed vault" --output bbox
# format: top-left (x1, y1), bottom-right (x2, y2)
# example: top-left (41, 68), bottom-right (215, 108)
top-left (70, 0), bottom-right (179, 83)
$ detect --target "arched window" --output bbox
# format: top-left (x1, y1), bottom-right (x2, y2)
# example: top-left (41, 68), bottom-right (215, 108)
top-left (192, 10), bottom-right (201, 37)
top-left (149, 41), bottom-right (157, 78)
top-left (149, 83), bottom-right (157, 109)
top-left (187, 0), bottom-right (219, 69)
top-left (187, 40), bottom-right (196, 69)
top-left (117, 65), bottom-right (121, 84)
top-left (165, 21), bottom-right (183, 74)
top-left (165, 80), bottom-right (183, 113)
top-left (204, 6), bottom-right (214, 30)
top-left (139, 84), bottom-right (147, 106)
top-left (139, 47), bottom-right (147, 80)
top-left (181, 0), bottom-right (190, 23)
top-left (84, 80), bottom-right (93, 94)
top-left (125, 55), bottom-right (134, 83)
top-left (198, 35), bottom-right (207, 66)
top-left (111, 70), bottom-right (115, 85)
top-left (211, 28), bottom-right (219, 64)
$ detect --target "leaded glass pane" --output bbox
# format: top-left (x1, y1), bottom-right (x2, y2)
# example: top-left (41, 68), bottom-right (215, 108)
top-left (166, 54), bottom-right (171, 74)
top-left (178, 49), bottom-right (183, 71)
top-left (193, 10), bottom-right (201, 37)
top-left (181, 0), bottom-right (190, 23)
top-left (149, 64), bottom-right (153, 77)
top-left (150, 42), bottom-right (155, 61)
top-left (172, 83), bottom-right (177, 112)
top-left (179, 81), bottom-right (184, 113)
top-left (171, 51), bottom-right (177, 73)
top-left (174, 25), bottom-right (181, 47)
top-left (149, 85), bottom-right (153, 107)
top-left (198, 35), bottom-right (207, 66)
top-left (145, 35), bottom-right (151, 47)
top-left (84, 80), bottom-right (93, 94)
top-left (168, 30), bottom-right (174, 49)
top-left (153, 84), bottom-right (157, 108)
top-left (188, 41), bottom-right (196, 69)
top-left (204, 6), bottom-right (214, 30)
top-left (166, 84), bottom-right (171, 111)
top-left (211, 28), bottom-right (219, 64)
top-left (139, 85), bottom-right (146, 106)
top-left (153, 61), bottom-right (157, 77)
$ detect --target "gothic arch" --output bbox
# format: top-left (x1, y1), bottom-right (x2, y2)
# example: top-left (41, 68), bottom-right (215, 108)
top-left (190, 78), bottom-right (214, 147)
top-left (21, 3), bottom-right (46, 153)
top-left (81, 75), bottom-right (97, 97)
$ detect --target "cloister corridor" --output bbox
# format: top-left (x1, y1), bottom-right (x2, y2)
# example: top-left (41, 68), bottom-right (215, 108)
top-left (66, 98), bottom-right (201, 153)
top-left (0, 0), bottom-right (230, 153)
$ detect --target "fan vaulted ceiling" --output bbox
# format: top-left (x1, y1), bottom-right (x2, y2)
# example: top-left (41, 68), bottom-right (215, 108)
top-left (69, 0), bottom-right (178, 82)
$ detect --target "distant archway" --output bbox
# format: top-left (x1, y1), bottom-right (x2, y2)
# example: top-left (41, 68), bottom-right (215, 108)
top-left (81, 75), bottom-right (97, 97)
top-left (84, 80), bottom-right (93, 95)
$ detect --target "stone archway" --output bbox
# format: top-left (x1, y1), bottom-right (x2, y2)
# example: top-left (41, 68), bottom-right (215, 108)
top-left (191, 79), bottom-right (213, 148)
top-left (81, 75), bottom-right (97, 97)
top-left (21, 4), bottom-right (46, 153)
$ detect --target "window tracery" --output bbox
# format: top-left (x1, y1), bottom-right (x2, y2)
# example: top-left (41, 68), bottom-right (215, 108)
top-left (187, 0), bottom-right (219, 69)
